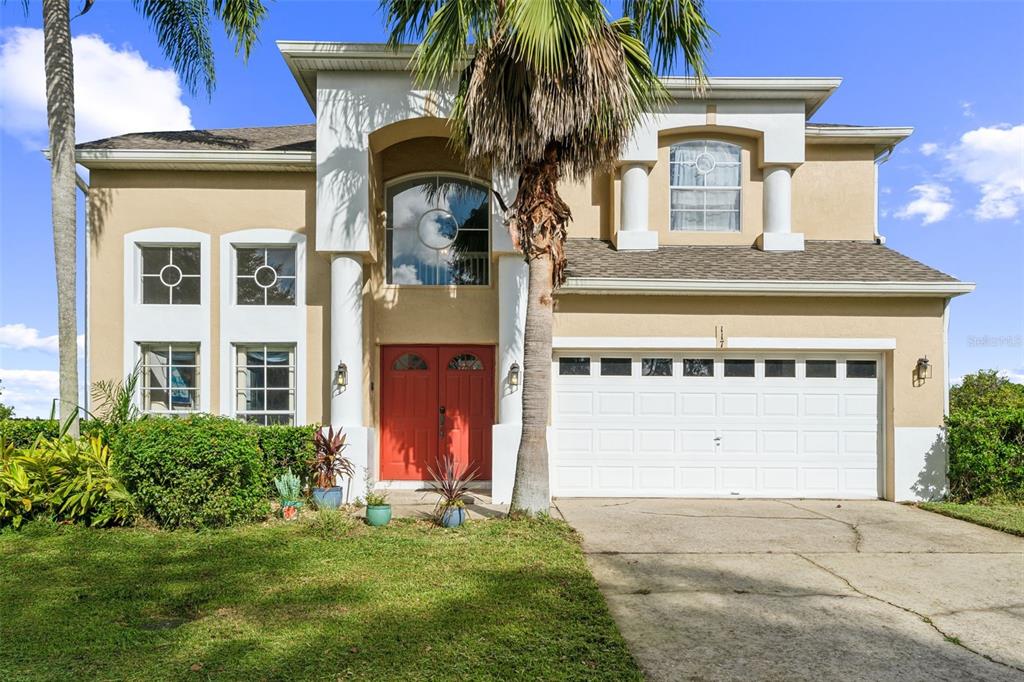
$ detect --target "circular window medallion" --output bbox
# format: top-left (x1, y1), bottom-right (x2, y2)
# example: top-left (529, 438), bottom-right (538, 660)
top-left (254, 264), bottom-right (278, 288)
top-left (694, 152), bottom-right (716, 175)
top-left (417, 208), bottom-right (459, 250)
top-left (159, 264), bottom-right (183, 287)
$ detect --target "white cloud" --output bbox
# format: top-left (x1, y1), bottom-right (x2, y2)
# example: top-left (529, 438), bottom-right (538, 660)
top-left (960, 101), bottom-right (975, 118)
top-left (0, 27), bottom-right (192, 146)
top-left (0, 323), bottom-right (83, 353)
top-left (0, 368), bottom-right (59, 418)
top-left (945, 124), bottom-right (1024, 221)
top-left (895, 183), bottom-right (953, 225)
top-left (999, 368), bottom-right (1024, 385)
top-left (390, 264), bottom-right (422, 285)
top-left (919, 142), bottom-right (939, 157)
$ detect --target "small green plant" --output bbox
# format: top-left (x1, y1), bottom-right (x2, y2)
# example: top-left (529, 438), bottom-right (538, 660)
top-left (88, 363), bottom-right (147, 438)
top-left (365, 490), bottom-right (389, 507)
top-left (304, 508), bottom-right (357, 539)
top-left (274, 469), bottom-right (302, 502)
top-left (0, 434), bottom-right (137, 529)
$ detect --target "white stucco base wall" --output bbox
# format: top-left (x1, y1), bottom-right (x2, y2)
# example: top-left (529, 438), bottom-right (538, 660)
top-left (894, 426), bottom-right (947, 502)
top-left (491, 424), bottom-right (556, 505)
top-left (330, 425), bottom-right (375, 502)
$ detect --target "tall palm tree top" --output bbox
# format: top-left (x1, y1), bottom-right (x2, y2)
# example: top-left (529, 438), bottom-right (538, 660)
top-left (381, 0), bottom-right (712, 181)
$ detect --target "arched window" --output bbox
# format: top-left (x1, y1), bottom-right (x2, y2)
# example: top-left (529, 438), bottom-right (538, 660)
top-left (386, 175), bottom-right (490, 285)
top-left (392, 353), bottom-right (429, 371)
top-left (669, 141), bottom-right (741, 232)
top-left (448, 353), bottom-right (483, 370)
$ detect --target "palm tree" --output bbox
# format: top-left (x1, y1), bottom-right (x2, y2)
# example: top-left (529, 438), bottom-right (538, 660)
top-left (34, 0), bottom-right (268, 435)
top-left (381, 0), bottom-right (712, 515)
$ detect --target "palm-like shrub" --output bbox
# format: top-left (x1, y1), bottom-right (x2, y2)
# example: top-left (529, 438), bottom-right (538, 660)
top-left (312, 427), bottom-right (354, 489)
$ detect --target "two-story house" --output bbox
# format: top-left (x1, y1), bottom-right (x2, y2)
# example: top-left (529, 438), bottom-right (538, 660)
top-left (76, 42), bottom-right (973, 504)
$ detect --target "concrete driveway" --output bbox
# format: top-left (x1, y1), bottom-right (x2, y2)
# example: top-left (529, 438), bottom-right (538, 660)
top-left (556, 499), bottom-right (1024, 682)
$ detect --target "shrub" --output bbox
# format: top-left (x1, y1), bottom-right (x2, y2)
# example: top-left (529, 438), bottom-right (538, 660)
top-left (950, 370), bottom-right (1024, 413)
top-left (114, 415), bottom-right (270, 529)
top-left (0, 419), bottom-right (103, 448)
top-left (0, 435), bottom-right (136, 529)
top-left (946, 408), bottom-right (1024, 503)
top-left (256, 424), bottom-right (318, 482)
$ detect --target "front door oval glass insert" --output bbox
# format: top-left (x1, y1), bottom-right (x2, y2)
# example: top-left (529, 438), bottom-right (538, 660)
top-left (393, 353), bottom-right (429, 371)
top-left (447, 353), bottom-right (484, 370)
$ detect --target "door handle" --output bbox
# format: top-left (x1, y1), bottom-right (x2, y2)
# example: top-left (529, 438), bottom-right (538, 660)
top-left (439, 406), bottom-right (446, 431)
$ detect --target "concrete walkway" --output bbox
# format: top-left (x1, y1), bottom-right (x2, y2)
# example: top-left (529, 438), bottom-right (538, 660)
top-left (556, 498), bottom-right (1024, 682)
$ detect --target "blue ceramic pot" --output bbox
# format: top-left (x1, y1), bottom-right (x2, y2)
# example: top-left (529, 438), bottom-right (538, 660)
top-left (312, 486), bottom-right (343, 510)
top-left (441, 506), bottom-right (467, 528)
top-left (365, 504), bottom-right (392, 527)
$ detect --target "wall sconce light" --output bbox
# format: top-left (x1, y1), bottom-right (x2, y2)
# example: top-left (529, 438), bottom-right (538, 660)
top-left (915, 356), bottom-right (932, 381)
top-left (335, 361), bottom-right (348, 388)
top-left (508, 362), bottom-right (521, 389)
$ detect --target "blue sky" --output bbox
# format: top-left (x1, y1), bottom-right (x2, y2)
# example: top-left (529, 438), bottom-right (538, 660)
top-left (1, 1), bottom-right (1022, 416)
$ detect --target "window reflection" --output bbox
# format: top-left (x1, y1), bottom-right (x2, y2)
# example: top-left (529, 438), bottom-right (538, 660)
top-left (386, 175), bottom-right (489, 285)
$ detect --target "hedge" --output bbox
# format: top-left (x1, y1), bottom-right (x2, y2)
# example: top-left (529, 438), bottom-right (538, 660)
top-left (0, 419), bottom-right (103, 447)
top-left (946, 408), bottom-right (1024, 503)
top-left (257, 424), bottom-right (318, 481)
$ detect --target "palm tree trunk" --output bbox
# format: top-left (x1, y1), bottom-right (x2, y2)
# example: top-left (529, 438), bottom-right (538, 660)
top-left (510, 254), bottom-right (554, 515)
top-left (509, 144), bottom-right (569, 516)
top-left (42, 0), bottom-right (80, 436)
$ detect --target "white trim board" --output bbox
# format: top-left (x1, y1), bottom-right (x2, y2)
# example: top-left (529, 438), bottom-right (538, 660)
top-left (75, 149), bottom-right (314, 171)
top-left (560, 277), bottom-right (976, 297)
top-left (727, 337), bottom-right (897, 350)
top-left (553, 336), bottom-right (717, 350)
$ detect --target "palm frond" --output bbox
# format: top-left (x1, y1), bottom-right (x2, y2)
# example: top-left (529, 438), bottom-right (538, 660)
top-left (132, 0), bottom-right (216, 95)
top-left (623, 0), bottom-right (712, 80)
top-left (212, 0), bottom-right (268, 59)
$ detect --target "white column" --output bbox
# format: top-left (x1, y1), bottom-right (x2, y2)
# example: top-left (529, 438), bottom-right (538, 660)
top-left (761, 165), bottom-right (804, 251)
top-left (615, 163), bottom-right (658, 251)
top-left (330, 253), bottom-right (371, 497)
top-left (491, 255), bottom-right (528, 504)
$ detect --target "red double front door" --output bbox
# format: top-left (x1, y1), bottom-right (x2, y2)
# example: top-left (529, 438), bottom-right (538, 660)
top-left (380, 345), bottom-right (494, 480)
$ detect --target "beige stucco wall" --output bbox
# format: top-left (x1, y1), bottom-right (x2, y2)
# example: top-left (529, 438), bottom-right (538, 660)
top-left (794, 145), bottom-right (877, 241)
top-left (550, 137), bottom-right (879, 245)
top-left (87, 169), bottom-right (330, 422)
top-left (553, 294), bottom-right (947, 429)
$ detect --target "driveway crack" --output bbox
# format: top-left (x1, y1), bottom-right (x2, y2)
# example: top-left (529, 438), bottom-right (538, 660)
top-left (777, 501), bottom-right (865, 552)
top-left (796, 553), bottom-right (1024, 674)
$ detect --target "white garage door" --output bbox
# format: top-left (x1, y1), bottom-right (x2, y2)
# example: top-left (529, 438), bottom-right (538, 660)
top-left (552, 352), bottom-right (881, 498)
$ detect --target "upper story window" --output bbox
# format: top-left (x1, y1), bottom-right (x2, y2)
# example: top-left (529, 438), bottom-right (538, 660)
top-left (669, 140), bottom-right (741, 232)
top-left (236, 247), bottom-right (296, 305)
top-left (141, 246), bottom-right (200, 304)
top-left (386, 175), bottom-right (489, 286)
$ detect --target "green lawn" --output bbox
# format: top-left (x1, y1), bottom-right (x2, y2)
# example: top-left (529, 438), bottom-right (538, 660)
top-left (919, 501), bottom-right (1024, 536)
top-left (0, 515), bottom-right (641, 681)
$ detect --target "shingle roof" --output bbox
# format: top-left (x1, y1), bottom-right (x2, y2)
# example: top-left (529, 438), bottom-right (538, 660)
top-left (76, 124), bottom-right (315, 152)
top-left (564, 239), bottom-right (959, 283)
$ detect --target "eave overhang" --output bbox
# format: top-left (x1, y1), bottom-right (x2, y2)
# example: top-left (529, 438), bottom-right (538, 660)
top-left (72, 148), bottom-right (315, 171)
top-left (277, 40), bottom-right (842, 116)
top-left (560, 278), bottom-right (975, 297)
top-left (805, 124), bottom-right (914, 158)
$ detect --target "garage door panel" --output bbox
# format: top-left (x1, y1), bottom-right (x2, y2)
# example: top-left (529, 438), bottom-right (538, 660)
top-left (763, 393), bottom-right (799, 416)
top-left (597, 392), bottom-right (634, 416)
top-left (557, 392), bottom-right (593, 417)
top-left (680, 429), bottom-right (717, 454)
top-left (553, 352), bottom-right (880, 498)
top-left (721, 393), bottom-right (758, 416)
top-left (638, 429), bottom-right (675, 454)
top-left (597, 429), bottom-right (634, 453)
top-left (804, 393), bottom-right (840, 417)
top-left (638, 392), bottom-right (676, 416)
top-left (681, 393), bottom-right (716, 416)
top-left (762, 430), bottom-right (799, 455)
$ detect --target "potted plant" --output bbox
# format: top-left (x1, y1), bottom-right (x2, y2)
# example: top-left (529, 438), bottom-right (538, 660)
top-left (311, 426), bottom-right (354, 510)
top-left (364, 488), bottom-right (392, 527)
top-left (273, 469), bottom-right (303, 520)
top-left (427, 453), bottom-right (477, 528)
